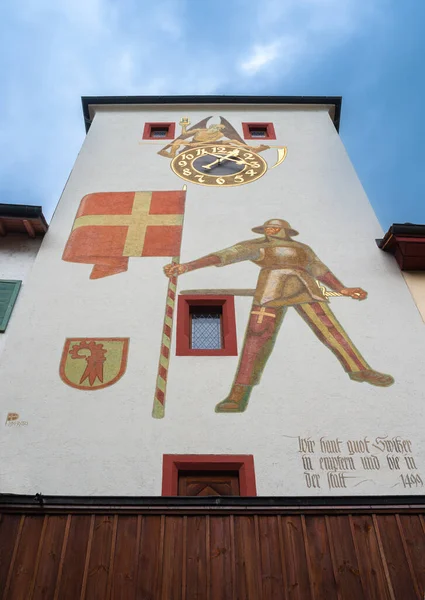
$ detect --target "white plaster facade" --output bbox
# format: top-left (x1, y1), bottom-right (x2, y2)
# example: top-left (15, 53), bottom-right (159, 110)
top-left (0, 236), bottom-right (42, 359)
top-left (1, 101), bottom-right (424, 498)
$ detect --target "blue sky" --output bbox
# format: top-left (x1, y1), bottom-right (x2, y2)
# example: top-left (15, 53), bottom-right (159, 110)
top-left (1, 0), bottom-right (424, 228)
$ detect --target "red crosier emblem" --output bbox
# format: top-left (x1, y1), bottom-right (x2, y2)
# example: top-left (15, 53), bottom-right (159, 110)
top-left (59, 338), bottom-right (129, 391)
top-left (69, 340), bottom-right (107, 386)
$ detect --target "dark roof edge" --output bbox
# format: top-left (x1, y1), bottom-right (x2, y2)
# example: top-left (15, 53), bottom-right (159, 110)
top-left (0, 203), bottom-right (43, 218)
top-left (0, 203), bottom-right (48, 230)
top-left (0, 493), bottom-right (423, 510)
top-left (377, 222), bottom-right (425, 249)
top-left (82, 95), bottom-right (342, 134)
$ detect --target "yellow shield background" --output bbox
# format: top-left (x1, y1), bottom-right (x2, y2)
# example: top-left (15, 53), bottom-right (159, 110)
top-left (60, 338), bottom-right (129, 390)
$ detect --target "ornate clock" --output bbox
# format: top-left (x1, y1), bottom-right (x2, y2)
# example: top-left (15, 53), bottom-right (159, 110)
top-left (170, 144), bottom-right (268, 187)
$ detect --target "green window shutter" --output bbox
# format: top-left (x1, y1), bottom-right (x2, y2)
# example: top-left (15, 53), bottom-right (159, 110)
top-left (0, 280), bottom-right (22, 333)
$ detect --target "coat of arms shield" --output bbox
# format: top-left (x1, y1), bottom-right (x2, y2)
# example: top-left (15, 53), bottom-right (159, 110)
top-left (60, 338), bottom-right (129, 390)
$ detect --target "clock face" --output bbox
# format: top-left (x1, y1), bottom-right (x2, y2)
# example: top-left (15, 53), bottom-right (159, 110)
top-left (171, 144), bottom-right (268, 187)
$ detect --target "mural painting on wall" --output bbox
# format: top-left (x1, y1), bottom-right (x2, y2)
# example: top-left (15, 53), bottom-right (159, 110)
top-left (62, 190), bottom-right (186, 278)
top-left (165, 219), bottom-right (395, 414)
top-left (61, 189), bottom-right (186, 399)
top-left (155, 116), bottom-right (287, 187)
top-left (60, 338), bottom-right (129, 390)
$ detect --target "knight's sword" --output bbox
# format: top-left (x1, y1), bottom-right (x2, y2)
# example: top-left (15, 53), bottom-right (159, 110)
top-left (180, 283), bottom-right (344, 298)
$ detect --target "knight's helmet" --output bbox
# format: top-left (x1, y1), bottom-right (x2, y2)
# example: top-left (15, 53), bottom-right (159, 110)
top-left (252, 219), bottom-right (299, 238)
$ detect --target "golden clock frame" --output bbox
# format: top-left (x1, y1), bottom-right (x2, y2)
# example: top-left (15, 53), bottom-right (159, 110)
top-left (170, 144), bottom-right (269, 187)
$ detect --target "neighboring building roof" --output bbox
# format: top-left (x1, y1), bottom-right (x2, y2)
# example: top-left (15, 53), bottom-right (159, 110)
top-left (378, 223), bottom-right (425, 270)
top-left (81, 95), bottom-right (342, 133)
top-left (0, 204), bottom-right (48, 238)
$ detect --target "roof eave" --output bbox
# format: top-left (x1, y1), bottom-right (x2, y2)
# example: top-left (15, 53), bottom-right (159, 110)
top-left (81, 95), bottom-right (342, 134)
top-left (0, 204), bottom-right (48, 238)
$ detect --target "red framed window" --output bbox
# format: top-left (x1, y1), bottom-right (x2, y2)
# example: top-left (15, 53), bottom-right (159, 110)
top-left (176, 295), bottom-right (237, 356)
top-left (162, 455), bottom-right (257, 496)
top-left (242, 122), bottom-right (276, 140)
top-left (142, 122), bottom-right (176, 140)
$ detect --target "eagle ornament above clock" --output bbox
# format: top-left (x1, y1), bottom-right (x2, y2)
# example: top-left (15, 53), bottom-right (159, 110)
top-left (156, 116), bottom-right (287, 187)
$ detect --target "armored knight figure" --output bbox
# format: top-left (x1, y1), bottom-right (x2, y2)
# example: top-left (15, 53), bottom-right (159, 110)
top-left (164, 219), bottom-right (394, 413)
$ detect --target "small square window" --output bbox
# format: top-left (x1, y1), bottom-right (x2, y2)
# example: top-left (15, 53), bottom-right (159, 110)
top-left (176, 295), bottom-right (237, 356)
top-left (150, 127), bottom-right (169, 138)
top-left (242, 122), bottom-right (276, 140)
top-left (142, 122), bottom-right (176, 140)
top-left (249, 127), bottom-right (268, 138)
top-left (162, 455), bottom-right (257, 496)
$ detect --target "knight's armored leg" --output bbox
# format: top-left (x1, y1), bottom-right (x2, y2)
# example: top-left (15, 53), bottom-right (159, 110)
top-left (294, 302), bottom-right (394, 387)
top-left (215, 305), bottom-right (287, 413)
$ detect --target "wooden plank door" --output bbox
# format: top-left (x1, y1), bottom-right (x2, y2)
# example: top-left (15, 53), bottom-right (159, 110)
top-left (178, 471), bottom-right (240, 496)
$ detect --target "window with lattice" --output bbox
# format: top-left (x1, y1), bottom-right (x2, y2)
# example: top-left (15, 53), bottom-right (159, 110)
top-left (176, 295), bottom-right (237, 356)
top-left (242, 122), bottom-right (276, 140)
top-left (190, 305), bottom-right (222, 350)
top-left (142, 122), bottom-right (176, 140)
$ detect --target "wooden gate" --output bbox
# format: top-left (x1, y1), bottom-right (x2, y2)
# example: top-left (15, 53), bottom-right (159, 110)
top-left (0, 496), bottom-right (424, 599)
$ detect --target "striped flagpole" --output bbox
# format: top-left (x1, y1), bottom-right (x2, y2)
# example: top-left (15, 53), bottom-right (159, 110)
top-left (152, 256), bottom-right (179, 418)
top-left (152, 185), bottom-right (186, 418)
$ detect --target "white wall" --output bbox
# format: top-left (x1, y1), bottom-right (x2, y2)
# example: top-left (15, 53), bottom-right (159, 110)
top-left (1, 104), bottom-right (424, 498)
top-left (0, 236), bottom-right (42, 359)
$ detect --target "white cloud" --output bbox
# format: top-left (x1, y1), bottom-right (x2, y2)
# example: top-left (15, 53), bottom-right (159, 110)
top-left (22, 0), bottom-right (109, 33)
top-left (0, 0), bottom-right (220, 218)
top-left (0, 0), bottom-right (389, 219)
top-left (240, 41), bottom-right (281, 75)
top-left (238, 0), bottom-right (387, 77)
top-left (153, 0), bottom-right (185, 39)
